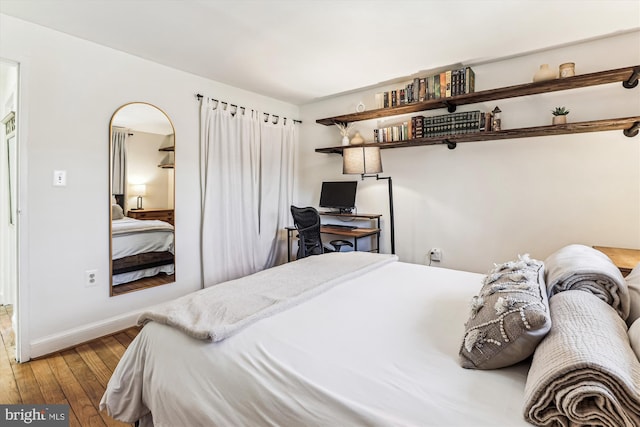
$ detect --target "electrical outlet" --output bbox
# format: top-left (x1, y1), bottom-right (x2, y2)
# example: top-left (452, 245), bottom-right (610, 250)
top-left (53, 170), bottom-right (67, 186)
top-left (85, 269), bottom-right (98, 287)
top-left (430, 248), bottom-right (442, 262)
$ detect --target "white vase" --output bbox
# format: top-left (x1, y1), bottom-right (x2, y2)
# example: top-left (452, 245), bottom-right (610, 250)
top-left (341, 136), bottom-right (350, 146)
top-left (533, 64), bottom-right (557, 82)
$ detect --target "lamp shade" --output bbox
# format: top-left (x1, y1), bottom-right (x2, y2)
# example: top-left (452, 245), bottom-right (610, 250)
top-left (343, 146), bottom-right (382, 175)
top-left (131, 184), bottom-right (147, 196)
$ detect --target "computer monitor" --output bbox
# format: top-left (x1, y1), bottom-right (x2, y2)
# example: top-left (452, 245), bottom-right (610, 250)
top-left (319, 181), bottom-right (358, 213)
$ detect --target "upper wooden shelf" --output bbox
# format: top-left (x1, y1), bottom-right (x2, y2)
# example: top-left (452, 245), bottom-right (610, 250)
top-left (316, 66), bottom-right (640, 126)
top-left (315, 117), bottom-right (640, 154)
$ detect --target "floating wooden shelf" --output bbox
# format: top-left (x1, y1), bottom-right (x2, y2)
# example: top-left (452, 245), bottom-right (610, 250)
top-left (315, 117), bottom-right (640, 154)
top-left (316, 66), bottom-right (640, 126)
top-left (159, 146), bottom-right (175, 152)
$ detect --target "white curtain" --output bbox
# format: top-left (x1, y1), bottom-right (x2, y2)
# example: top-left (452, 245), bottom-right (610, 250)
top-left (257, 119), bottom-right (297, 268)
top-left (199, 99), bottom-right (296, 287)
top-left (111, 128), bottom-right (127, 196)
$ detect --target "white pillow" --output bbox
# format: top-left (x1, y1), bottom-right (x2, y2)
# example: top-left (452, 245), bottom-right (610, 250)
top-left (629, 318), bottom-right (640, 362)
top-left (112, 204), bottom-right (125, 220)
top-left (626, 263), bottom-right (640, 327)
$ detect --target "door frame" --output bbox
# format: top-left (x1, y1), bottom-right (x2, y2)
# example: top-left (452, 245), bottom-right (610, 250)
top-left (1, 56), bottom-right (29, 362)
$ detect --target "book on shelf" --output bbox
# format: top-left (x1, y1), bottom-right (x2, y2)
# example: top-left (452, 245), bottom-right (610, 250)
top-left (375, 92), bottom-right (384, 109)
top-left (465, 67), bottom-right (475, 94)
top-left (445, 70), bottom-right (452, 98)
top-left (419, 78), bottom-right (427, 102)
top-left (377, 66), bottom-right (476, 109)
top-left (374, 120), bottom-right (409, 143)
top-left (413, 78), bottom-right (420, 103)
top-left (433, 75), bottom-right (441, 99)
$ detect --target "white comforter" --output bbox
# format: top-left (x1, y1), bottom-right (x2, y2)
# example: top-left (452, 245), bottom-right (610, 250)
top-left (101, 260), bottom-right (531, 426)
top-left (111, 217), bottom-right (174, 259)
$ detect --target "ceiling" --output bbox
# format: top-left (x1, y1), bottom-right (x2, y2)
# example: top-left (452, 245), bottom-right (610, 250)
top-left (1, 0), bottom-right (639, 105)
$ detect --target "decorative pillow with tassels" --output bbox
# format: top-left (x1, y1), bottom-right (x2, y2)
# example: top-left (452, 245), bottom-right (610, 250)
top-left (459, 254), bottom-right (551, 369)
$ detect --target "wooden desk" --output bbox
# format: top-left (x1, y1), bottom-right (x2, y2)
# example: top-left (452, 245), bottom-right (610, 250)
top-left (319, 212), bottom-right (382, 251)
top-left (593, 246), bottom-right (640, 276)
top-left (286, 224), bottom-right (381, 262)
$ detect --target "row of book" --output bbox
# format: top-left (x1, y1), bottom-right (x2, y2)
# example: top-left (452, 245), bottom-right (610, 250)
top-left (373, 110), bottom-right (497, 143)
top-left (375, 67), bottom-right (476, 109)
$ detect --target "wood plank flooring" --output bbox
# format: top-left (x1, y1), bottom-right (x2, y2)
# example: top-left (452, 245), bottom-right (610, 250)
top-left (0, 305), bottom-right (139, 426)
top-left (112, 273), bottom-right (175, 296)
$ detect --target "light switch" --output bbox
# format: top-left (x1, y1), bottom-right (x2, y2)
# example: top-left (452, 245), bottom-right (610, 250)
top-left (53, 170), bottom-right (67, 186)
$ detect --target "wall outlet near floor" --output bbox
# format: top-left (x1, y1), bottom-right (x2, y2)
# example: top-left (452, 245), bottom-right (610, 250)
top-left (430, 248), bottom-right (442, 262)
top-left (85, 269), bottom-right (98, 287)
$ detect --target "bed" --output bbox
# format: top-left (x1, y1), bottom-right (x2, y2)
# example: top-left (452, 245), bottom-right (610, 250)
top-left (111, 215), bottom-right (174, 286)
top-left (100, 250), bottom-right (640, 426)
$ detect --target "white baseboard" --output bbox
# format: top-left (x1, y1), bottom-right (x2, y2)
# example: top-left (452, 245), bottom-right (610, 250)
top-left (29, 310), bottom-right (142, 359)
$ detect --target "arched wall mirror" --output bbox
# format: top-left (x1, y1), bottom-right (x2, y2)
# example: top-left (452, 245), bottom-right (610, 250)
top-left (109, 102), bottom-right (175, 297)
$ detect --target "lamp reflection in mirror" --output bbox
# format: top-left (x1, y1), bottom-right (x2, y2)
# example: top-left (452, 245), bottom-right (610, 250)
top-left (342, 146), bottom-right (395, 254)
top-left (130, 184), bottom-right (146, 210)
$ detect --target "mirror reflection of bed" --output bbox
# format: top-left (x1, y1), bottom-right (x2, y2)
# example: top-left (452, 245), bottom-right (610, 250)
top-left (109, 103), bottom-right (175, 297)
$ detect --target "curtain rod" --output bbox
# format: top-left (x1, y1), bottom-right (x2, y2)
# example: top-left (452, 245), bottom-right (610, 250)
top-left (196, 94), bottom-right (302, 124)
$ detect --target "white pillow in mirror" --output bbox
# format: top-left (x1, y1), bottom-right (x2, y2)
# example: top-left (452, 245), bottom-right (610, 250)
top-left (626, 262), bottom-right (640, 327)
top-left (112, 204), bottom-right (124, 220)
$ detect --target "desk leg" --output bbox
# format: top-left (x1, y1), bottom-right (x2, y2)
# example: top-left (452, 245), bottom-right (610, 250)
top-left (287, 230), bottom-right (292, 262)
top-left (354, 238), bottom-right (358, 252)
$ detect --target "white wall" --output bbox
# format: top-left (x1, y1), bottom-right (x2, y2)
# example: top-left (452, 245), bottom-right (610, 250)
top-left (298, 31), bottom-right (640, 273)
top-left (126, 130), bottom-right (170, 211)
top-left (0, 14), bottom-right (299, 358)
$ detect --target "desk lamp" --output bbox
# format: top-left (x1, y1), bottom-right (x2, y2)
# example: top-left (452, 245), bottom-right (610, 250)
top-left (342, 146), bottom-right (395, 254)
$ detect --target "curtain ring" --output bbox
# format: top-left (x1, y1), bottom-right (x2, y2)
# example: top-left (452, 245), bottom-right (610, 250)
top-left (272, 115), bottom-right (279, 124)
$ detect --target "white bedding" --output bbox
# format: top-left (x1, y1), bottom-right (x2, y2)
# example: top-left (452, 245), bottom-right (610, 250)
top-left (112, 264), bottom-right (175, 286)
top-left (111, 217), bottom-right (174, 259)
top-left (102, 259), bottom-right (531, 426)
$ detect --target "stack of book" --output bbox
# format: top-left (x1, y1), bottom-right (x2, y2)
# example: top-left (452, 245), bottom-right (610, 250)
top-left (423, 110), bottom-right (484, 137)
top-left (373, 121), bottom-right (410, 143)
top-left (374, 110), bottom-right (490, 143)
top-left (376, 67), bottom-right (476, 108)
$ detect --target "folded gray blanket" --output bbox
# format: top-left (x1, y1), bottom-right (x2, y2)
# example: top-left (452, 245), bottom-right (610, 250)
top-left (138, 252), bottom-right (398, 341)
top-left (545, 244), bottom-right (629, 319)
top-left (524, 290), bottom-right (640, 427)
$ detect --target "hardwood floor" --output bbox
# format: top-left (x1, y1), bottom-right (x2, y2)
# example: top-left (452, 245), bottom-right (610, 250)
top-left (0, 305), bottom-right (140, 426)
top-left (112, 273), bottom-right (175, 296)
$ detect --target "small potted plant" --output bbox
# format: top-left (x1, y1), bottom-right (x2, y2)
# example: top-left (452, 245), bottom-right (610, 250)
top-left (551, 107), bottom-right (570, 125)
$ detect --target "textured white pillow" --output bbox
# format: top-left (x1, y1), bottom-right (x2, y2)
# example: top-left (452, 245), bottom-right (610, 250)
top-left (112, 204), bottom-right (125, 220)
top-left (629, 318), bottom-right (640, 362)
top-left (626, 263), bottom-right (640, 327)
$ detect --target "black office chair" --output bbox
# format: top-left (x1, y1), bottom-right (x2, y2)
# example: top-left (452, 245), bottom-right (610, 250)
top-left (290, 206), bottom-right (353, 259)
